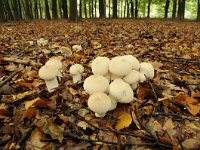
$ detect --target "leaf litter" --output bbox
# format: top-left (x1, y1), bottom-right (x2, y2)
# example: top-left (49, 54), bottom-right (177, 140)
top-left (0, 19), bottom-right (200, 149)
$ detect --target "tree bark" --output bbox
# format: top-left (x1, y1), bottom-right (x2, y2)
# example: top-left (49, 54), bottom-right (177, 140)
top-left (45, 0), bottom-right (51, 19)
top-left (84, 0), bottom-right (87, 18)
top-left (5, 0), bottom-right (14, 20)
top-left (13, 0), bottom-right (20, 20)
top-left (127, 0), bottom-right (130, 18)
top-left (135, 0), bottom-right (138, 18)
top-left (62, 0), bottom-right (68, 19)
top-left (25, 0), bottom-right (33, 20)
top-left (99, 0), bottom-right (106, 18)
top-left (177, 0), bottom-right (185, 20)
top-left (147, 0), bottom-right (152, 18)
top-left (197, 0), bottom-right (200, 21)
top-left (52, 0), bottom-right (58, 19)
top-left (0, 0), bottom-right (6, 22)
top-left (34, 0), bottom-right (39, 19)
top-left (172, 0), bottom-right (177, 19)
top-left (113, 0), bottom-right (117, 18)
top-left (164, 0), bottom-right (170, 18)
top-left (69, 0), bottom-right (78, 21)
top-left (130, 0), bottom-right (134, 18)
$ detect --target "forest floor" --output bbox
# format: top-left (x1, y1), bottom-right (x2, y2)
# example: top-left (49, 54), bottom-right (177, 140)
top-left (0, 19), bottom-right (200, 150)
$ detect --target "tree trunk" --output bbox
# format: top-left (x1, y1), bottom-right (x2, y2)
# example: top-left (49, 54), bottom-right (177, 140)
top-left (135, 0), bottom-right (138, 18)
top-left (130, 0), bottom-right (134, 18)
top-left (113, 0), bottom-right (117, 18)
top-left (62, 0), bottom-right (68, 19)
top-left (25, 0), bottom-right (33, 19)
top-left (147, 0), bottom-right (152, 18)
top-left (177, 0), bottom-right (185, 20)
top-left (127, 0), bottom-right (130, 18)
top-left (91, 0), bottom-right (94, 18)
top-left (164, 0), bottom-right (170, 18)
top-left (94, 0), bottom-right (97, 17)
top-left (0, 0), bottom-right (6, 22)
top-left (69, 0), bottom-right (78, 21)
top-left (34, 0), bottom-right (39, 19)
top-left (52, 0), bottom-right (58, 19)
top-left (89, 0), bottom-right (92, 18)
top-left (124, 0), bottom-right (127, 18)
top-left (5, 0), bottom-right (14, 20)
top-left (197, 0), bottom-right (200, 21)
top-left (108, 0), bottom-right (111, 18)
top-left (172, 0), bottom-right (177, 19)
top-left (39, 0), bottom-right (42, 19)
top-left (45, 0), bottom-right (51, 19)
top-left (84, 0), bottom-right (87, 18)
top-left (13, 0), bottom-right (20, 20)
top-left (99, 0), bottom-right (106, 18)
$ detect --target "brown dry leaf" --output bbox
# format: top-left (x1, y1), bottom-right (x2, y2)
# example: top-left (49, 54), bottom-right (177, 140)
top-left (34, 116), bottom-right (64, 142)
top-left (22, 107), bottom-right (37, 118)
top-left (137, 87), bottom-right (154, 100)
top-left (115, 112), bottom-right (132, 131)
top-left (185, 97), bottom-right (199, 105)
top-left (163, 118), bottom-right (176, 140)
top-left (131, 110), bottom-right (141, 129)
top-left (5, 63), bottom-right (17, 71)
top-left (174, 92), bottom-right (187, 105)
top-left (186, 103), bottom-right (200, 116)
top-left (23, 97), bottom-right (41, 109)
top-left (182, 138), bottom-right (200, 150)
top-left (192, 91), bottom-right (200, 99)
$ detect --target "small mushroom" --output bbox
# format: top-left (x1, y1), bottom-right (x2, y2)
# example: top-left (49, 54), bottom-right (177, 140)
top-left (109, 56), bottom-right (132, 77)
top-left (72, 45), bottom-right (82, 52)
top-left (140, 62), bottom-right (154, 79)
top-left (38, 65), bottom-right (59, 92)
top-left (108, 94), bottom-right (118, 111)
top-left (45, 58), bottom-right (63, 77)
top-left (87, 92), bottom-right (111, 118)
top-left (121, 55), bottom-right (140, 71)
top-left (91, 56), bottom-right (110, 75)
top-left (123, 70), bottom-right (140, 84)
top-left (83, 75), bottom-right (109, 95)
top-left (109, 78), bottom-right (134, 103)
top-left (69, 64), bottom-right (84, 83)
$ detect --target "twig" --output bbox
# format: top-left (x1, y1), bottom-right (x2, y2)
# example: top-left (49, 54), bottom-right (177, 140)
top-left (2, 57), bottom-right (42, 67)
top-left (0, 68), bottom-right (21, 88)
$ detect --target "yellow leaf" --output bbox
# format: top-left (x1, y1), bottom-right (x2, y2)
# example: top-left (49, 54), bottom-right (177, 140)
top-left (115, 113), bottom-right (132, 131)
top-left (186, 104), bottom-right (200, 116)
top-left (13, 91), bottom-right (33, 101)
top-left (24, 97), bottom-right (41, 110)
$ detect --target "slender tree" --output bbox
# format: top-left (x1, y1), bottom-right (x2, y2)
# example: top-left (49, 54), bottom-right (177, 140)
top-left (113, 0), bottom-right (118, 18)
top-left (13, 0), bottom-right (20, 20)
top-left (79, 0), bottom-right (82, 18)
top-left (5, 0), bottom-right (14, 21)
top-left (130, 0), bottom-right (134, 18)
top-left (164, 0), bottom-right (170, 18)
top-left (52, 0), bottom-right (58, 19)
top-left (45, 0), bottom-right (51, 19)
top-left (177, 0), bottom-right (185, 20)
top-left (84, 0), bottom-right (87, 18)
top-left (62, 0), bottom-right (68, 19)
top-left (197, 0), bottom-right (200, 21)
top-left (0, 0), bottom-right (6, 22)
top-left (147, 0), bottom-right (152, 18)
top-left (135, 0), bottom-right (138, 18)
top-left (172, 0), bottom-right (177, 19)
top-left (39, 0), bottom-right (42, 19)
top-left (34, 0), bottom-right (39, 19)
top-left (69, 0), bottom-right (78, 21)
top-left (99, 0), bottom-right (106, 18)
top-left (25, 0), bottom-right (33, 19)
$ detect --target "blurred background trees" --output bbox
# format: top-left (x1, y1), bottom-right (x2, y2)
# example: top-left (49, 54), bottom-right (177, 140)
top-left (0, 0), bottom-right (199, 22)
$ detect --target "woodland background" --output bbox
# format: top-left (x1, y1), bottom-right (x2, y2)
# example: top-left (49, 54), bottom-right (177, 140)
top-left (0, 0), bottom-right (200, 22)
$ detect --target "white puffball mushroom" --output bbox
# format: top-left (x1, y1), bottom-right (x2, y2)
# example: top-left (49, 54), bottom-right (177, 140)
top-left (45, 58), bottom-right (63, 77)
top-left (37, 38), bottom-right (48, 46)
top-left (110, 73), bottom-right (122, 81)
top-left (108, 94), bottom-right (118, 111)
top-left (121, 55), bottom-right (140, 71)
top-left (104, 72), bottom-right (111, 83)
top-left (91, 57), bottom-right (110, 75)
top-left (139, 73), bottom-right (146, 82)
top-left (140, 62), bottom-right (154, 79)
top-left (83, 75), bottom-right (109, 95)
top-left (87, 92), bottom-right (111, 118)
top-left (72, 45), bottom-right (82, 52)
top-left (131, 82), bottom-right (138, 90)
top-left (38, 65), bottom-right (59, 92)
top-left (109, 56), bottom-right (132, 77)
top-left (69, 64), bottom-right (84, 83)
top-left (109, 78), bottom-right (134, 103)
top-left (123, 70), bottom-right (140, 84)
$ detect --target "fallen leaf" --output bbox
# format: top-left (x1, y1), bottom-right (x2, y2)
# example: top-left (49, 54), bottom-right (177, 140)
top-left (131, 111), bottom-right (141, 129)
top-left (34, 116), bottom-right (64, 142)
top-left (23, 97), bottom-right (41, 109)
top-left (22, 107), bottom-right (37, 118)
top-left (186, 103), bottom-right (200, 116)
top-left (115, 112), bottom-right (132, 131)
top-left (13, 91), bottom-right (33, 101)
top-left (182, 138), bottom-right (200, 150)
top-left (163, 118), bottom-right (176, 140)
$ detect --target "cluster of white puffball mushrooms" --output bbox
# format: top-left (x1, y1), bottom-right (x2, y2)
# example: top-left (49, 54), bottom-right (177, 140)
top-left (70, 55), bottom-right (155, 118)
top-left (38, 58), bottom-right (63, 92)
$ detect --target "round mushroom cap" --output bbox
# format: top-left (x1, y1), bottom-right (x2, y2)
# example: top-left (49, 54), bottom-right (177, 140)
top-left (123, 70), bottom-right (140, 84)
top-left (109, 78), bottom-right (134, 103)
top-left (39, 65), bottom-right (58, 80)
top-left (121, 55), bottom-right (140, 70)
top-left (91, 57), bottom-right (110, 75)
top-left (139, 73), bottom-right (146, 82)
top-left (83, 75), bottom-right (109, 95)
top-left (88, 92), bottom-right (111, 115)
top-left (109, 56), bottom-right (132, 77)
top-left (108, 94), bottom-right (118, 111)
top-left (45, 58), bottom-right (63, 69)
top-left (69, 64), bottom-right (84, 75)
top-left (140, 62), bottom-right (154, 79)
